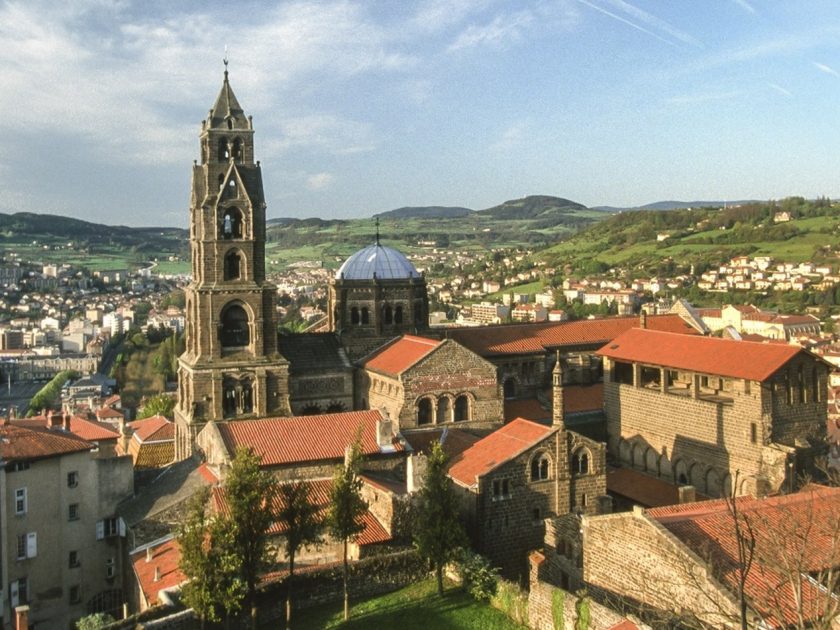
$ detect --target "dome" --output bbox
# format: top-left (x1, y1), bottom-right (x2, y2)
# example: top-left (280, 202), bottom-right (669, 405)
top-left (336, 244), bottom-right (420, 280)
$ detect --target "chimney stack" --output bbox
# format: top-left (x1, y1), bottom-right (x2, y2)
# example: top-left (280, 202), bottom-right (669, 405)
top-left (62, 412), bottom-right (71, 432)
top-left (639, 311), bottom-right (647, 329)
top-left (154, 566), bottom-right (161, 582)
top-left (146, 547), bottom-right (153, 563)
top-left (678, 485), bottom-right (696, 504)
top-left (552, 350), bottom-right (565, 430)
top-left (15, 605), bottom-right (29, 630)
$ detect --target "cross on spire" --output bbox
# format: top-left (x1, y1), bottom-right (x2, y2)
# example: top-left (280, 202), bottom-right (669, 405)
top-left (223, 46), bottom-right (229, 78)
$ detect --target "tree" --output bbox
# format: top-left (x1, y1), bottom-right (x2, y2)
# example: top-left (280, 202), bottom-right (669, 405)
top-left (224, 447), bottom-right (278, 629)
top-left (276, 481), bottom-right (324, 629)
top-left (139, 393), bottom-right (175, 419)
top-left (177, 487), bottom-right (245, 628)
top-left (414, 441), bottom-right (467, 595)
top-left (327, 435), bottom-right (367, 621)
top-left (75, 613), bottom-right (115, 630)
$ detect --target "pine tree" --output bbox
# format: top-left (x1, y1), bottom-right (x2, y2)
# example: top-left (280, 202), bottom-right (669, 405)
top-left (414, 441), bottom-right (467, 595)
top-left (276, 481), bottom-right (324, 629)
top-left (327, 436), bottom-right (367, 621)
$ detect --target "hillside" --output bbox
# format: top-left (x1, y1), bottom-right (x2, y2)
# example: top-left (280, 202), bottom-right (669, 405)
top-left (374, 206), bottom-right (472, 219)
top-left (593, 200), bottom-right (760, 212)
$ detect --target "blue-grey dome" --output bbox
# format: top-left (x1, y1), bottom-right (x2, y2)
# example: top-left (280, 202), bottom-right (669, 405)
top-left (336, 244), bottom-right (420, 280)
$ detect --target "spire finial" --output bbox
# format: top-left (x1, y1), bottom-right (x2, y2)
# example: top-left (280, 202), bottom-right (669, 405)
top-left (223, 45), bottom-right (229, 79)
top-left (375, 217), bottom-right (380, 245)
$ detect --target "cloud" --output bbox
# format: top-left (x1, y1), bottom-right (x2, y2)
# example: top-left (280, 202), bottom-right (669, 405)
top-left (306, 172), bottom-right (334, 190)
top-left (448, 10), bottom-right (534, 51)
top-left (767, 82), bottom-right (793, 98)
top-left (490, 122), bottom-right (529, 151)
top-left (410, 0), bottom-right (493, 33)
top-left (814, 62), bottom-right (840, 77)
top-left (577, 0), bottom-right (700, 48)
top-left (265, 114), bottom-right (377, 157)
top-left (732, 0), bottom-right (756, 14)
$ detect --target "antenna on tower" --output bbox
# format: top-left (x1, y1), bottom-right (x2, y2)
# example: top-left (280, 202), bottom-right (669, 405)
top-left (223, 45), bottom-right (229, 77)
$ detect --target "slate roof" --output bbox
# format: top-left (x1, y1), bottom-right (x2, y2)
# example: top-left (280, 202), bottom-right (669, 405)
top-left (0, 422), bottom-right (92, 462)
top-left (363, 335), bottom-right (441, 377)
top-left (447, 314), bottom-right (698, 357)
top-left (278, 332), bottom-right (350, 374)
top-left (214, 410), bottom-right (403, 467)
top-left (597, 328), bottom-right (805, 381)
top-left (336, 243), bottom-right (420, 280)
top-left (448, 419), bottom-right (555, 487)
top-left (648, 486), bottom-right (840, 628)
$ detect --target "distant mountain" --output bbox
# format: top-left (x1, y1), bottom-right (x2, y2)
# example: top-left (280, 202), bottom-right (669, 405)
top-left (477, 195), bottom-right (588, 220)
top-left (374, 206), bottom-right (473, 220)
top-left (593, 200), bottom-right (760, 212)
top-left (267, 217), bottom-right (346, 228)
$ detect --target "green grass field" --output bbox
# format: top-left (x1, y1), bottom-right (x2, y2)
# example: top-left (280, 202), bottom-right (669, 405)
top-left (288, 578), bottom-right (526, 630)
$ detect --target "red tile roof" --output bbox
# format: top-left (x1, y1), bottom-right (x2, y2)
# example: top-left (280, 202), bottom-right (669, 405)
top-left (447, 314), bottom-right (697, 356)
top-left (448, 419), bottom-right (555, 487)
top-left (0, 423), bottom-right (93, 462)
top-left (402, 428), bottom-right (484, 462)
top-left (648, 486), bottom-right (840, 627)
top-left (564, 383), bottom-right (604, 414)
top-left (96, 406), bottom-right (124, 420)
top-left (598, 328), bottom-right (804, 381)
top-left (363, 335), bottom-right (441, 376)
top-left (607, 467), bottom-right (707, 508)
top-left (129, 415), bottom-right (175, 443)
top-left (215, 410), bottom-right (402, 467)
top-left (12, 415), bottom-right (118, 442)
top-left (131, 537), bottom-right (185, 607)
top-left (504, 398), bottom-right (549, 423)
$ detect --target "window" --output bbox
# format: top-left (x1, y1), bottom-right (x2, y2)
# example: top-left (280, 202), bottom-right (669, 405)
top-left (223, 250), bottom-right (242, 281)
top-left (10, 577), bottom-right (28, 607)
top-left (106, 557), bottom-right (116, 578)
top-left (97, 517), bottom-right (121, 540)
top-left (575, 450), bottom-right (590, 475)
top-left (580, 493), bottom-right (588, 508)
top-left (436, 397), bottom-right (450, 424)
top-left (361, 307), bottom-right (369, 325)
top-left (14, 487), bottom-right (27, 515)
top-left (220, 303), bottom-right (250, 348)
top-left (750, 423), bottom-right (758, 444)
top-left (530, 455), bottom-right (550, 481)
top-left (454, 395), bottom-right (470, 422)
top-left (532, 507), bottom-right (542, 523)
top-left (67, 471), bottom-right (79, 488)
top-left (492, 478), bottom-right (510, 500)
top-left (69, 503), bottom-right (80, 521)
top-left (7, 461), bottom-right (29, 472)
top-left (557, 539), bottom-right (567, 556)
top-left (70, 584), bottom-right (81, 604)
top-left (417, 398), bottom-right (433, 425)
top-left (16, 532), bottom-right (36, 559)
top-left (351, 307), bottom-right (360, 325)
top-left (69, 550), bottom-right (80, 568)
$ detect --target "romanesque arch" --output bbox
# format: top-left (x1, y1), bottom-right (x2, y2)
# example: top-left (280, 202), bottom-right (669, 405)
top-left (705, 468), bottom-right (723, 498)
top-left (417, 397), bottom-right (433, 425)
top-left (618, 439), bottom-right (632, 465)
top-left (573, 448), bottom-right (591, 476)
top-left (674, 459), bottom-right (689, 485)
top-left (529, 450), bottom-right (552, 482)
top-left (645, 447), bottom-right (659, 475)
top-left (219, 301), bottom-right (251, 349)
top-left (220, 206), bottom-right (244, 239)
top-left (454, 394), bottom-right (471, 422)
top-left (631, 442), bottom-right (645, 470)
top-left (436, 396), bottom-right (452, 423)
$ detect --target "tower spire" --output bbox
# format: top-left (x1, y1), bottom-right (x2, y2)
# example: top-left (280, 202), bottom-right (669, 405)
top-left (223, 45), bottom-right (229, 79)
top-left (552, 350), bottom-right (565, 429)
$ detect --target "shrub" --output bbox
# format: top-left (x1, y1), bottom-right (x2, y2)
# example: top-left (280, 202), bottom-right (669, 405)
top-left (75, 613), bottom-right (115, 630)
top-left (458, 550), bottom-right (498, 601)
top-left (491, 578), bottom-right (528, 625)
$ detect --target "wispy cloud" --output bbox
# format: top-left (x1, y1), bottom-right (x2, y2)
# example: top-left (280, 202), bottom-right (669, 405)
top-left (490, 121), bottom-right (529, 151)
top-left (666, 90), bottom-right (743, 105)
top-left (732, 0), bottom-right (756, 15)
top-left (577, 0), bottom-right (700, 48)
top-left (448, 10), bottom-right (534, 51)
top-left (814, 61), bottom-right (840, 77)
top-left (306, 172), bottom-right (334, 190)
top-left (767, 82), bottom-right (793, 98)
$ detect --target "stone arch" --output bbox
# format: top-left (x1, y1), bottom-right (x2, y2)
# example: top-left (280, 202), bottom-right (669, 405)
top-left (705, 468), bottom-right (723, 498)
top-left (573, 447), bottom-right (591, 475)
top-left (618, 439), bottom-right (632, 465)
top-left (529, 449), bottom-right (552, 482)
top-left (222, 373), bottom-right (254, 417)
top-left (659, 453), bottom-right (673, 479)
top-left (383, 303), bottom-right (393, 325)
top-left (689, 462), bottom-right (706, 492)
top-left (644, 447), bottom-right (659, 475)
top-left (217, 137), bottom-right (229, 161)
top-left (394, 305), bottom-right (404, 324)
top-left (224, 248), bottom-right (244, 281)
top-left (454, 394), bottom-right (471, 422)
top-left (220, 206), bottom-right (244, 240)
top-left (351, 307), bottom-right (360, 325)
top-left (631, 442), bottom-right (645, 470)
top-left (417, 397), bottom-right (433, 426)
top-left (361, 307), bottom-right (370, 325)
top-left (232, 137), bottom-right (243, 162)
top-left (722, 472), bottom-right (733, 498)
top-left (436, 395), bottom-right (452, 423)
top-left (219, 301), bottom-right (251, 349)
top-left (674, 459), bottom-right (689, 485)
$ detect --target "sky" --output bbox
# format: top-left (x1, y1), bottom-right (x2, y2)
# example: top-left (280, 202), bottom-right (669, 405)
top-left (3, 0), bottom-right (840, 227)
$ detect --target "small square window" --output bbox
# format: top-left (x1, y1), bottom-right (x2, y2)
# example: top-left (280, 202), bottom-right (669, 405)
top-left (14, 488), bottom-right (27, 515)
top-left (67, 471), bottom-right (79, 488)
top-left (69, 551), bottom-right (80, 568)
top-left (68, 503), bottom-right (80, 521)
top-left (69, 585), bottom-right (81, 604)
top-left (16, 534), bottom-right (26, 560)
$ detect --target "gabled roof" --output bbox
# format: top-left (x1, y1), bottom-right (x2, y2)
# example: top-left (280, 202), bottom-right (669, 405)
top-left (648, 486), bottom-right (840, 627)
top-left (597, 328), bottom-right (805, 381)
top-left (129, 415), bottom-right (175, 443)
top-left (130, 537), bottom-right (185, 607)
top-left (213, 410), bottom-right (403, 467)
top-left (0, 422), bottom-right (92, 463)
top-left (447, 314), bottom-right (698, 356)
top-left (363, 335), bottom-right (442, 377)
top-left (278, 332), bottom-right (350, 374)
top-left (12, 415), bottom-right (119, 442)
top-left (448, 419), bottom-right (555, 487)
top-left (96, 406), bottom-right (124, 420)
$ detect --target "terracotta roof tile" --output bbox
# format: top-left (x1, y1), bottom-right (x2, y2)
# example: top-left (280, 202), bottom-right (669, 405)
top-left (648, 486), bottom-right (840, 627)
top-left (363, 335), bottom-right (441, 376)
top-left (131, 537), bottom-right (185, 607)
top-left (564, 383), bottom-right (603, 414)
top-left (448, 419), bottom-right (555, 487)
top-left (447, 314), bottom-right (697, 356)
top-left (504, 398), bottom-right (549, 423)
top-left (130, 440), bottom-right (175, 469)
top-left (215, 410), bottom-right (402, 467)
top-left (12, 415), bottom-right (118, 442)
top-left (129, 416), bottom-right (175, 443)
top-left (598, 328), bottom-right (806, 381)
top-left (96, 406), bottom-right (124, 419)
top-left (0, 423), bottom-right (92, 462)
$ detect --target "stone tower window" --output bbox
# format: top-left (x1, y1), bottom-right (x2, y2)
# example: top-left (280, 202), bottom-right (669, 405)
top-left (454, 395), bottom-right (470, 422)
top-left (220, 303), bottom-right (250, 348)
top-left (224, 250), bottom-right (242, 281)
top-left (503, 378), bottom-right (516, 399)
top-left (530, 454), bottom-right (550, 481)
top-left (574, 449), bottom-right (590, 475)
top-left (223, 376), bottom-right (253, 417)
top-left (383, 304), bottom-right (393, 325)
top-left (394, 305), bottom-right (403, 324)
top-left (351, 307), bottom-right (360, 325)
top-left (232, 138), bottom-right (243, 162)
top-left (436, 397), bottom-right (450, 423)
top-left (417, 398), bottom-right (433, 425)
top-left (218, 137), bottom-right (229, 161)
top-left (361, 307), bottom-right (369, 325)
top-left (221, 208), bottom-right (244, 240)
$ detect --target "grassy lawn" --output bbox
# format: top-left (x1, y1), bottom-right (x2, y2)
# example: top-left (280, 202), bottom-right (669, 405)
top-left (288, 578), bottom-right (526, 630)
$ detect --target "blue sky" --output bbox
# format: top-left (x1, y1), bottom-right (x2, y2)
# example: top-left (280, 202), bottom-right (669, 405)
top-left (3, 0), bottom-right (840, 226)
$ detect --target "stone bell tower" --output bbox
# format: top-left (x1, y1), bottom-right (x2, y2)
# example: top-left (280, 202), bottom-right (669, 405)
top-left (174, 63), bottom-right (290, 459)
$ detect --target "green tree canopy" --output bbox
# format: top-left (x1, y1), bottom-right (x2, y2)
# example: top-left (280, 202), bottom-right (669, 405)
top-left (139, 393), bottom-right (175, 419)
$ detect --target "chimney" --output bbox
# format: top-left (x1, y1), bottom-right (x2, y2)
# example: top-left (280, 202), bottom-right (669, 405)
top-left (154, 566), bottom-right (161, 582)
top-left (552, 350), bottom-right (565, 430)
top-left (63, 412), bottom-right (71, 432)
top-left (678, 485), bottom-right (696, 504)
top-left (15, 605), bottom-right (29, 630)
top-left (639, 311), bottom-right (647, 329)
top-left (376, 412), bottom-right (393, 448)
top-left (146, 547), bottom-right (153, 563)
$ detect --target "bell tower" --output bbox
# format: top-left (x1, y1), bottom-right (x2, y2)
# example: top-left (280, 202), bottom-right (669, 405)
top-left (174, 63), bottom-right (291, 459)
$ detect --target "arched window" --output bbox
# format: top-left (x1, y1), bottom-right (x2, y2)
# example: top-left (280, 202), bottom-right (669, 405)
top-left (383, 304), bottom-right (393, 325)
top-left (222, 376), bottom-right (253, 417)
top-left (454, 395), bottom-right (470, 422)
top-left (227, 118), bottom-right (233, 130)
top-left (217, 137), bottom-right (229, 161)
top-left (530, 454), bottom-right (550, 481)
top-left (232, 138), bottom-right (243, 162)
top-left (361, 307), bottom-right (369, 325)
top-left (436, 397), bottom-right (450, 423)
top-left (574, 450), bottom-right (590, 475)
top-left (221, 207), bottom-right (244, 239)
top-left (220, 303), bottom-right (250, 348)
top-left (224, 250), bottom-right (242, 281)
top-left (503, 378), bottom-right (516, 399)
top-left (417, 398), bottom-right (433, 425)
top-left (351, 307), bottom-right (360, 325)
top-left (394, 305), bottom-right (403, 324)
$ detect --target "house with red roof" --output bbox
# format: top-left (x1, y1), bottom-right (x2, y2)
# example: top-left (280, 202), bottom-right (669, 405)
top-left (597, 328), bottom-right (829, 497)
top-left (358, 335), bottom-right (503, 432)
top-left (582, 486), bottom-right (840, 628)
top-left (119, 415), bottom-right (175, 470)
top-left (446, 362), bottom-right (607, 581)
top-left (0, 418), bottom-right (133, 628)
